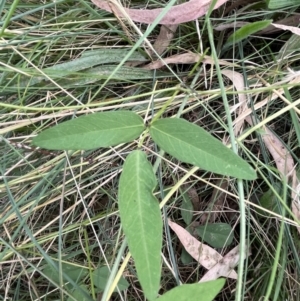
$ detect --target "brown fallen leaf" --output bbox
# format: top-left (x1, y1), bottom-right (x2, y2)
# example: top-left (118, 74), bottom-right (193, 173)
top-left (271, 23), bottom-right (300, 36)
top-left (259, 14), bottom-right (300, 35)
top-left (199, 245), bottom-right (250, 282)
top-left (221, 69), bottom-right (247, 136)
top-left (246, 118), bottom-right (300, 233)
top-left (233, 73), bottom-right (300, 127)
top-left (260, 126), bottom-right (294, 178)
top-left (168, 219), bottom-right (238, 279)
top-left (91, 0), bottom-right (229, 25)
top-left (151, 24), bottom-right (178, 56)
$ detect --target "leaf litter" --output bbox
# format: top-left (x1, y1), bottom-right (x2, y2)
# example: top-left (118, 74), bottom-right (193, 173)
top-left (227, 68), bottom-right (300, 233)
top-left (91, 0), bottom-right (230, 25)
top-left (168, 219), bottom-right (241, 280)
top-left (199, 245), bottom-right (251, 283)
top-left (92, 0), bottom-right (300, 285)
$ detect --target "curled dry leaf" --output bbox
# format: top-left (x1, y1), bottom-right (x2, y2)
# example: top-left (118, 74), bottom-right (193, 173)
top-left (221, 69), bottom-right (247, 136)
top-left (91, 0), bottom-right (229, 25)
top-left (214, 16), bottom-right (300, 35)
top-left (246, 118), bottom-right (300, 233)
top-left (271, 23), bottom-right (300, 36)
top-left (199, 245), bottom-right (251, 282)
top-left (151, 24), bottom-right (178, 56)
top-left (168, 219), bottom-right (238, 279)
top-left (259, 126), bottom-right (294, 178)
top-left (144, 52), bottom-right (201, 70)
top-left (259, 14), bottom-right (300, 35)
top-left (246, 117), bottom-right (293, 177)
top-left (233, 73), bottom-right (300, 127)
top-left (168, 219), bottom-right (221, 269)
top-left (144, 52), bottom-right (237, 70)
top-left (214, 16), bottom-right (300, 36)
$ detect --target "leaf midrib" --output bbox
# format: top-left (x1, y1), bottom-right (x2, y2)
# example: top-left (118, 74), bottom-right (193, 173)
top-left (134, 154), bottom-right (156, 292)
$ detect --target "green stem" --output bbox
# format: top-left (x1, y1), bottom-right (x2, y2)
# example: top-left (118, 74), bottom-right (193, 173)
top-left (0, 0), bottom-right (20, 37)
top-left (264, 177), bottom-right (287, 301)
top-left (205, 17), bottom-right (246, 301)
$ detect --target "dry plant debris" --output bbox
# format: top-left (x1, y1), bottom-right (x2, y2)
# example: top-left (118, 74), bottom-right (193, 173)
top-left (91, 0), bottom-right (229, 24)
top-left (225, 67), bottom-right (300, 233)
top-left (168, 219), bottom-right (243, 281)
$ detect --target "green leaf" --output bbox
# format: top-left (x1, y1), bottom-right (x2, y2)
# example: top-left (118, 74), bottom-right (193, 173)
top-left (118, 150), bottom-right (162, 301)
top-left (80, 49), bottom-right (147, 62)
top-left (18, 49), bottom-right (147, 86)
top-left (267, 0), bottom-right (298, 9)
top-left (32, 111), bottom-right (145, 150)
top-left (258, 183), bottom-right (281, 216)
top-left (180, 225), bottom-right (194, 264)
top-left (157, 279), bottom-right (225, 301)
top-left (60, 66), bottom-right (169, 85)
top-left (180, 248), bottom-right (193, 265)
top-left (92, 266), bottom-right (129, 292)
top-left (196, 223), bottom-right (234, 248)
top-left (225, 20), bottom-right (272, 47)
top-left (180, 192), bottom-right (193, 225)
top-left (43, 261), bottom-right (88, 285)
top-left (67, 284), bottom-right (91, 301)
top-left (150, 118), bottom-right (256, 180)
top-left (19, 66), bottom-right (170, 87)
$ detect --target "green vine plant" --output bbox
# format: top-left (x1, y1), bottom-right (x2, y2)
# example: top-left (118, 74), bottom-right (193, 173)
top-left (32, 110), bottom-right (256, 301)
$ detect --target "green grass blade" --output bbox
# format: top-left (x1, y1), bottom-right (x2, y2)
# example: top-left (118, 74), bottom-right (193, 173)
top-left (150, 118), bottom-right (256, 180)
top-left (32, 111), bottom-right (145, 150)
top-left (225, 20), bottom-right (272, 47)
top-left (267, 0), bottom-right (299, 9)
top-left (157, 279), bottom-right (225, 301)
top-left (118, 150), bottom-right (162, 301)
